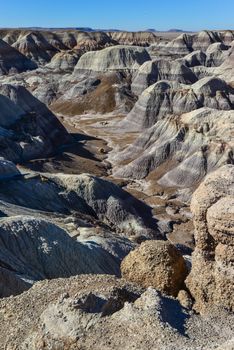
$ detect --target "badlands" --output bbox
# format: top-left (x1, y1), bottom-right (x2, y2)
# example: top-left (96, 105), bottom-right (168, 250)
top-left (0, 28), bottom-right (233, 349)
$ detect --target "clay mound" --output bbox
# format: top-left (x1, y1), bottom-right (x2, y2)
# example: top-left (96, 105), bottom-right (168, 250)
top-left (0, 29), bottom-right (26, 45)
top-left (186, 165), bottom-right (234, 313)
top-left (192, 31), bottom-right (223, 51)
top-left (162, 33), bottom-right (194, 55)
top-left (120, 80), bottom-right (184, 130)
top-left (205, 42), bottom-right (230, 67)
top-left (0, 171), bottom-right (159, 238)
top-left (120, 76), bottom-right (233, 131)
top-left (43, 173), bottom-right (159, 237)
top-left (39, 30), bottom-right (115, 53)
top-left (0, 84), bottom-right (70, 162)
top-left (74, 30), bottom-right (116, 51)
top-left (113, 107), bottom-right (233, 185)
top-left (74, 45), bottom-right (151, 75)
top-left (121, 240), bottom-right (187, 296)
top-left (215, 44), bottom-right (234, 84)
top-left (0, 216), bottom-right (120, 297)
top-left (46, 50), bottom-right (79, 71)
top-left (131, 59), bottom-right (197, 95)
top-left (179, 50), bottom-right (207, 67)
top-left (12, 32), bottom-right (60, 64)
top-left (0, 38), bottom-right (37, 75)
top-left (131, 60), bottom-right (159, 95)
top-left (191, 76), bottom-right (229, 95)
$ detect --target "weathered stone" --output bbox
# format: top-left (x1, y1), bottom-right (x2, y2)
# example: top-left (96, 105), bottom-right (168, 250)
top-left (121, 240), bottom-right (187, 296)
top-left (186, 165), bottom-right (234, 313)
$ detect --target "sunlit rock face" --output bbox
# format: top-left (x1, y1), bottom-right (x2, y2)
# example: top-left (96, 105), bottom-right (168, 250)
top-left (0, 38), bottom-right (37, 75)
top-left (74, 45), bottom-right (151, 76)
top-left (186, 165), bottom-right (234, 313)
top-left (0, 83), bottom-right (69, 162)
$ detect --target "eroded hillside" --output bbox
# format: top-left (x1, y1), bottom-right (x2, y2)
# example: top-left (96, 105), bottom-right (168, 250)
top-left (0, 28), bottom-right (233, 350)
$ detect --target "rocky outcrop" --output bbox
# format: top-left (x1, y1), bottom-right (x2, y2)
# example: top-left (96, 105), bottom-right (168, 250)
top-left (121, 240), bottom-right (187, 296)
top-left (0, 168), bottom-right (162, 297)
top-left (74, 45), bottom-right (151, 75)
top-left (0, 38), bottom-right (37, 75)
top-left (1, 275), bottom-right (233, 350)
top-left (186, 165), bottom-right (234, 313)
top-left (0, 83), bottom-right (69, 162)
top-left (0, 216), bottom-right (120, 297)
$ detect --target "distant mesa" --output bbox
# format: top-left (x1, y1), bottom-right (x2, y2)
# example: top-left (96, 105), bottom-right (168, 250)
top-left (146, 29), bottom-right (159, 32)
top-left (146, 28), bottom-right (186, 33)
top-left (168, 28), bottom-right (185, 32)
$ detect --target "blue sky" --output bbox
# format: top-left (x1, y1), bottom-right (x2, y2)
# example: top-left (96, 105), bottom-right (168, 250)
top-left (1, 0), bottom-right (234, 31)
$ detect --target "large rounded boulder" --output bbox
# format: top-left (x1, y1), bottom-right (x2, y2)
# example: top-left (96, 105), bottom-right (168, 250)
top-left (121, 240), bottom-right (187, 296)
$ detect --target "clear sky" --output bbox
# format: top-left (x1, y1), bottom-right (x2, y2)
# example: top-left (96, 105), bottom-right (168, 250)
top-left (1, 0), bottom-right (234, 31)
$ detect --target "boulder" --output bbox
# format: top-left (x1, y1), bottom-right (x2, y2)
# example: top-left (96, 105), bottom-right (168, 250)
top-left (121, 240), bottom-right (187, 296)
